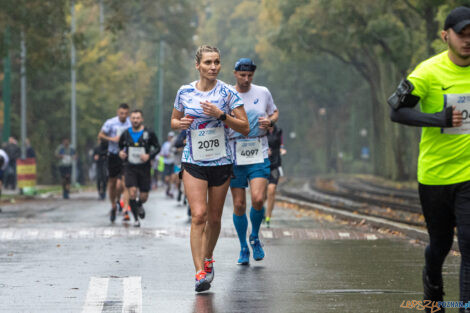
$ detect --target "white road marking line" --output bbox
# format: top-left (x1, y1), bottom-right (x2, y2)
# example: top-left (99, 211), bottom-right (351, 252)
top-left (103, 229), bottom-right (115, 238)
top-left (154, 229), bottom-right (168, 237)
top-left (261, 230), bottom-right (273, 239)
top-left (1, 231), bottom-right (13, 240)
top-left (306, 231), bottom-right (317, 239)
top-left (339, 232), bottom-right (350, 238)
top-left (54, 231), bottom-right (64, 239)
top-left (81, 277), bottom-right (109, 313)
top-left (129, 230), bottom-right (141, 236)
top-left (282, 230), bottom-right (292, 237)
top-left (27, 230), bottom-right (39, 239)
top-left (79, 230), bottom-right (91, 238)
top-left (366, 234), bottom-right (378, 240)
top-left (122, 276), bottom-right (142, 313)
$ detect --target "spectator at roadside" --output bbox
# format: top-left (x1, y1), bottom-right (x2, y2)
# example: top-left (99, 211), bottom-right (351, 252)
top-left (25, 139), bottom-right (35, 159)
top-left (2, 137), bottom-right (21, 190)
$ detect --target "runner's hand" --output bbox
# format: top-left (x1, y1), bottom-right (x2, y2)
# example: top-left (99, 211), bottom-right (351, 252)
top-left (258, 117), bottom-right (271, 129)
top-left (179, 116), bottom-right (194, 130)
top-left (140, 154), bottom-right (150, 162)
top-left (110, 135), bottom-right (120, 143)
top-left (452, 105), bottom-right (463, 127)
top-left (119, 150), bottom-right (127, 160)
top-left (201, 101), bottom-right (223, 118)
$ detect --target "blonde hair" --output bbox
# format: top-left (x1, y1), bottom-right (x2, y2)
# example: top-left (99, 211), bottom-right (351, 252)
top-left (195, 45), bottom-right (220, 64)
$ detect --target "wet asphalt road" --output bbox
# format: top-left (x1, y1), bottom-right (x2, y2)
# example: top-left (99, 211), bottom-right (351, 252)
top-left (0, 189), bottom-right (461, 313)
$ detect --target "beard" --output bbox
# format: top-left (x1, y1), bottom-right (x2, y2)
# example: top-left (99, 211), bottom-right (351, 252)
top-left (449, 40), bottom-right (470, 60)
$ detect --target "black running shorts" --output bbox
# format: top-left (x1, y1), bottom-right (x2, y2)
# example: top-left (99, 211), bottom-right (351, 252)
top-left (163, 163), bottom-right (174, 177)
top-left (59, 166), bottom-right (72, 178)
top-left (268, 167), bottom-right (280, 185)
top-left (181, 163), bottom-right (232, 187)
top-left (125, 164), bottom-right (151, 192)
top-left (108, 153), bottom-right (123, 178)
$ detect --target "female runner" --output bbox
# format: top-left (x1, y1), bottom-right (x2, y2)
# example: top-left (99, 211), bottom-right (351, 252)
top-left (171, 45), bottom-right (249, 292)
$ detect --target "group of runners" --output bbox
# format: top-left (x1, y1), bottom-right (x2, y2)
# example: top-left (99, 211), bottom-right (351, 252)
top-left (170, 47), bottom-right (285, 291)
top-left (95, 47), bottom-right (283, 292)
top-left (98, 104), bottom-right (161, 227)
top-left (88, 6), bottom-right (470, 303)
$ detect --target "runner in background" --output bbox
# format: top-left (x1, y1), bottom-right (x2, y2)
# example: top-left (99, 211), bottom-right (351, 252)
top-left (93, 139), bottom-right (108, 200)
top-left (151, 154), bottom-right (163, 189)
top-left (229, 58), bottom-right (279, 265)
top-left (55, 138), bottom-right (76, 199)
top-left (0, 148), bottom-right (9, 211)
top-left (2, 137), bottom-right (20, 190)
top-left (171, 45), bottom-right (249, 292)
top-left (98, 103), bottom-right (131, 223)
top-left (265, 124), bottom-right (284, 228)
top-left (173, 131), bottom-right (187, 206)
top-left (161, 132), bottom-right (176, 197)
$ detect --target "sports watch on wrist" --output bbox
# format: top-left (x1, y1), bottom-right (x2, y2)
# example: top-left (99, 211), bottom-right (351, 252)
top-left (218, 112), bottom-right (227, 121)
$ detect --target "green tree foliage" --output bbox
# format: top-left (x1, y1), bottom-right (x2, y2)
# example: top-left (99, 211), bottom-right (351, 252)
top-left (1, 0), bottom-right (468, 183)
top-left (260, 0), bottom-right (470, 179)
top-left (196, 0), bottom-right (469, 180)
top-left (0, 0), bottom-right (196, 183)
top-left (197, 0), bottom-right (375, 177)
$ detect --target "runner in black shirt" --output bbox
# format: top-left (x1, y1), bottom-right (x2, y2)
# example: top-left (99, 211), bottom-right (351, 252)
top-left (93, 140), bottom-right (108, 200)
top-left (265, 125), bottom-right (284, 228)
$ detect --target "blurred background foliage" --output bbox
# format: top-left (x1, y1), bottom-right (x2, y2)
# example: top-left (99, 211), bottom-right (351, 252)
top-left (0, 0), bottom-right (469, 183)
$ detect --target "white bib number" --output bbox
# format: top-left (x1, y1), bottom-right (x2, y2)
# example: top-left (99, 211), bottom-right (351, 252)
top-left (62, 155), bottom-right (72, 165)
top-left (190, 127), bottom-right (226, 161)
top-left (443, 94), bottom-right (470, 134)
top-left (235, 138), bottom-right (263, 165)
top-left (128, 147), bottom-right (145, 164)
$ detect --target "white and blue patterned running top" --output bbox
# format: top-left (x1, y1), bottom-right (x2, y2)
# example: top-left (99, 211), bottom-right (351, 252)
top-left (174, 80), bottom-right (243, 166)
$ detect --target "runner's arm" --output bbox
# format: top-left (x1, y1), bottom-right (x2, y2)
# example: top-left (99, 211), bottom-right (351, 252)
top-left (54, 146), bottom-right (62, 159)
top-left (268, 110), bottom-right (279, 125)
top-left (148, 132), bottom-right (161, 159)
top-left (390, 106), bottom-right (455, 127)
top-left (225, 106), bottom-right (249, 136)
top-left (98, 130), bottom-right (118, 143)
top-left (260, 110), bottom-right (279, 129)
top-left (171, 109), bottom-right (194, 130)
top-left (200, 101), bottom-right (249, 136)
top-left (118, 132), bottom-right (126, 151)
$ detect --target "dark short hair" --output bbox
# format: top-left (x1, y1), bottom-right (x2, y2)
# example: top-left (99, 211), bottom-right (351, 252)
top-left (131, 109), bottom-right (143, 116)
top-left (119, 103), bottom-right (130, 110)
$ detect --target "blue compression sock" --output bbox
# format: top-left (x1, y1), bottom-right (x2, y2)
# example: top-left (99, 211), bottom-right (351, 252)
top-left (233, 213), bottom-right (248, 248)
top-left (250, 206), bottom-right (265, 238)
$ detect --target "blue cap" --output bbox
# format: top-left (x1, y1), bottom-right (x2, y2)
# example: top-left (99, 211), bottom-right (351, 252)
top-left (234, 58), bottom-right (257, 71)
